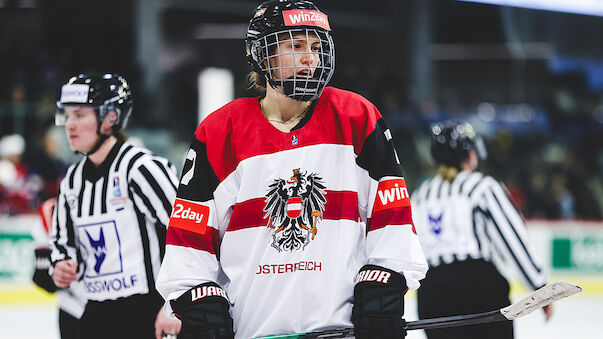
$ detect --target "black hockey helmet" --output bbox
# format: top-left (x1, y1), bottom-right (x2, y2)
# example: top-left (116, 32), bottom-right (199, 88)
top-left (56, 73), bottom-right (133, 135)
top-left (430, 120), bottom-right (488, 167)
top-left (245, 0), bottom-right (335, 101)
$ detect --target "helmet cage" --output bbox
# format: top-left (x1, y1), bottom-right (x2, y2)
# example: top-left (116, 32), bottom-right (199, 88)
top-left (248, 27), bottom-right (335, 101)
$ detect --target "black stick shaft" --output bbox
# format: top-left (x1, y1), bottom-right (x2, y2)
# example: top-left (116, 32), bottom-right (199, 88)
top-left (256, 281), bottom-right (581, 338)
top-left (270, 311), bottom-right (508, 338)
top-left (405, 310), bottom-right (507, 330)
top-left (267, 311), bottom-right (509, 338)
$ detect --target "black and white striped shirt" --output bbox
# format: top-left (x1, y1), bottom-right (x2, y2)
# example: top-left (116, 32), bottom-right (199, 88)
top-left (411, 170), bottom-right (547, 291)
top-left (50, 141), bottom-right (179, 301)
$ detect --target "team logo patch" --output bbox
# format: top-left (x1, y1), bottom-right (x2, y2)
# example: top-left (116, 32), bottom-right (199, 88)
top-left (282, 9), bottom-right (331, 30)
top-left (373, 178), bottom-right (410, 212)
top-left (169, 198), bottom-right (210, 234)
top-left (264, 168), bottom-right (327, 252)
top-left (85, 228), bottom-right (106, 273)
top-left (112, 177), bottom-right (122, 197)
top-left (110, 176), bottom-right (127, 205)
top-left (428, 211), bottom-right (443, 235)
top-left (292, 134), bottom-right (298, 145)
top-left (78, 220), bottom-right (123, 278)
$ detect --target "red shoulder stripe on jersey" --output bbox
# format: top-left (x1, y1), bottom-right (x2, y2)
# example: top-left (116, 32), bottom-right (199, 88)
top-left (228, 190), bottom-right (359, 232)
top-left (166, 226), bottom-right (221, 256)
top-left (367, 207), bottom-right (415, 233)
top-left (194, 89), bottom-right (381, 182)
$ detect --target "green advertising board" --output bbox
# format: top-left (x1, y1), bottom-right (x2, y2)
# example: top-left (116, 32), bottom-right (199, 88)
top-left (0, 232), bottom-right (34, 281)
top-left (552, 236), bottom-right (603, 272)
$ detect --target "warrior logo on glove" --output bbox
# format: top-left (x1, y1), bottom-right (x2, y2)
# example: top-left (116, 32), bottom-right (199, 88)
top-left (263, 168), bottom-right (326, 252)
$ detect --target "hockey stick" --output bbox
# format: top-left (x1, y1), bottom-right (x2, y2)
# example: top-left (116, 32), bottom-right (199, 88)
top-left (255, 281), bottom-right (582, 339)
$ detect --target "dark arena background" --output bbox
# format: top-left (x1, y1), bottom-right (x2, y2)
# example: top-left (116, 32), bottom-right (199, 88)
top-left (0, 1), bottom-right (601, 338)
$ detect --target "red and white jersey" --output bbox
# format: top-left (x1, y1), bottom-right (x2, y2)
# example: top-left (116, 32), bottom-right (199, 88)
top-left (156, 87), bottom-right (427, 338)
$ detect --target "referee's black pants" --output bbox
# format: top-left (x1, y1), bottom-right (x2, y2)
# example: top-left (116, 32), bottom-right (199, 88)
top-left (418, 259), bottom-right (514, 339)
top-left (59, 309), bottom-right (79, 339)
top-left (79, 292), bottom-right (163, 339)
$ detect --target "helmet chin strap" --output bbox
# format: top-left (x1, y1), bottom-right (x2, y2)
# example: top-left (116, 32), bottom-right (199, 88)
top-left (83, 134), bottom-right (110, 156)
top-left (75, 123), bottom-right (112, 157)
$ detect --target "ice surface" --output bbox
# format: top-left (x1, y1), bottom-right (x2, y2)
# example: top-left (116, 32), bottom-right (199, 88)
top-left (1, 292), bottom-right (600, 339)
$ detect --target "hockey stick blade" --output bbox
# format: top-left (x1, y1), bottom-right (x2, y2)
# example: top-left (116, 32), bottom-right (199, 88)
top-left (255, 281), bottom-right (582, 339)
top-left (406, 281), bottom-right (582, 331)
top-left (500, 281), bottom-right (582, 320)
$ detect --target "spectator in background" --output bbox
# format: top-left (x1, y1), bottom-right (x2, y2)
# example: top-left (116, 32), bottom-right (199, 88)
top-left (558, 148), bottom-right (601, 219)
top-left (30, 127), bottom-right (68, 202)
top-left (550, 174), bottom-right (575, 219)
top-left (9, 83), bottom-right (28, 135)
top-left (524, 157), bottom-right (557, 218)
top-left (0, 133), bottom-right (38, 214)
top-left (504, 177), bottom-right (527, 215)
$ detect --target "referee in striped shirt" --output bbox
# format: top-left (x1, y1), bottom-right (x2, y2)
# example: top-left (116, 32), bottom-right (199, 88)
top-left (411, 120), bottom-right (553, 339)
top-left (49, 73), bottom-right (181, 339)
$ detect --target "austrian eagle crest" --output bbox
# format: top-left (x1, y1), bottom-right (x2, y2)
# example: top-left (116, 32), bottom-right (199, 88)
top-left (263, 168), bottom-right (327, 251)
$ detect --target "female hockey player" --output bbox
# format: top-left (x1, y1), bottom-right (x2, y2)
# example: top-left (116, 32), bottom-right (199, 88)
top-left (156, 1), bottom-right (427, 339)
top-left (411, 120), bottom-right (553, 339)
top-left (50, 73), bottom-right (181, 339)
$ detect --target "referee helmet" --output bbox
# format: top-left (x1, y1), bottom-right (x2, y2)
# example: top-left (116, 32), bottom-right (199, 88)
top-left (56, 73), bottom-right (133, 135)
top-left (430, 120), bottom-right (488, 168)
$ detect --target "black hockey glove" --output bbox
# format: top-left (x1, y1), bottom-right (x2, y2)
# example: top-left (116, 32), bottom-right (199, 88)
top-left (32, 247), bottom-right (58, 293)
top-left (171, 282), bottom-right (234, 339)
top-left (351, 265), bottom-right (408, 339)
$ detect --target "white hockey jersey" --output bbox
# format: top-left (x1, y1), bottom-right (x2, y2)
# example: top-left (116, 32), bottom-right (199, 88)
top-left (50, 141), bottom-right (178, 301)
top-left (156, 87), bottom-right (427, 338)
